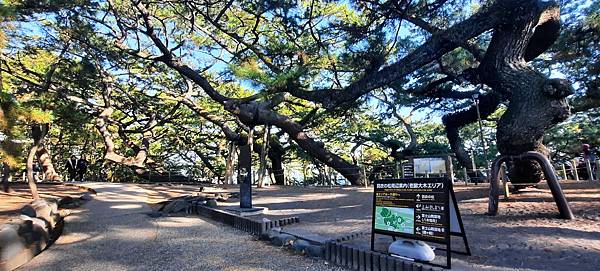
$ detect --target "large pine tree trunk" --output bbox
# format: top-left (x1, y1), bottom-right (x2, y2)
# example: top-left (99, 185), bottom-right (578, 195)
top-left (480, 2), bottom-right (572, 183)
top-left (266, 136), bottom-right (285, 185)
top-left (36, 144), bottom-right (61, 181)
top-left (224, 142), bottom-right (237, 184)
top-left (26, 124), bottom-right (51, 199)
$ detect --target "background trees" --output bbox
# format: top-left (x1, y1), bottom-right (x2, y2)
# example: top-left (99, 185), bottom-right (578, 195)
top-left (1, 0), bottom-right (598, 187)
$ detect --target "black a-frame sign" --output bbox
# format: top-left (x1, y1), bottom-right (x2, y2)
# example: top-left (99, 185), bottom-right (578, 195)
top-left (371, 178), bottom-right (470, 269)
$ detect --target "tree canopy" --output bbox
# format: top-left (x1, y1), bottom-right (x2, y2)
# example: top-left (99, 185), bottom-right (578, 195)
top-left (1, 0), bottom-right (598, 186)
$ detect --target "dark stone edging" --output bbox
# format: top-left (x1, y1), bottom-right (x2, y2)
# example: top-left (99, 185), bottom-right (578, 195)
top-left (0, 191), bottom-right (93, 271)
top-left (186, 203), bottom-right (442, 271)
top-left (187, 203), bottom-right (299, 236)
top-left (324, 242), bottom-right (443, 271)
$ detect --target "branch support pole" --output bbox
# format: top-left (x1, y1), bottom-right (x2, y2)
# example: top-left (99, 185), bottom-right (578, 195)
top-left (487, 151), bottom-right (573, 219)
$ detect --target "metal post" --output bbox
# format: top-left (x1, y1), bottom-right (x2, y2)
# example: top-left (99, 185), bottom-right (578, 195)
top-left (572, 159), bottom-right (579, 181)
top-left (488, 152), bottom-right (573, 219)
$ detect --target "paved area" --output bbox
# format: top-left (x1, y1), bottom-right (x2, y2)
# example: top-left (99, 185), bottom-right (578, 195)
top-left (20, 183), bottom-right (342, 271)
top-left (140, 181), bottom-right (600, 271)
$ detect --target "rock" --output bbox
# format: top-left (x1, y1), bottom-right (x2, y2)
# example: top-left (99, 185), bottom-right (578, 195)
top-left (147, 211), bottom-right (163, 218)
top-left (42, 199), bottom-right (59, 214)
top-left (0, 225), bottom-right (26, 261)
top-left (58, 196), bottom-right (75, 208)
top-left (264, 227), bottom-right (282, 239)
top-left (80, 193), bottom-right (93, 201)
top-left (205, 199), bottom-right (218, 208)
top-left (162, 199), bottom-right (189, 213)
top-left (20, 205), bottom-right (36, 218)
top-left (17, 219), bottom-right (49, 248)
top-left (19, 216), bottom-right (49, 230)
top-left (271, 233), bottom-right (295, 246)
top-left (291, 239), bottom-right (311, 253)
top-left (259, 232), bottom-right (271, 241)
top-left (305, 244), bottom-right (325, 258)
top-left (23, 200), bottom-right (55, 226)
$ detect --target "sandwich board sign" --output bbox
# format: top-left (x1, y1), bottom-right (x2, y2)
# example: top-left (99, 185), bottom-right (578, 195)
top-left (371, 177), bottom-right (470, 269)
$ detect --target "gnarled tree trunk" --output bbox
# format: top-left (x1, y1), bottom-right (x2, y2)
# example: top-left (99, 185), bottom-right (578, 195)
top-left (480, 2), bottom-right (572, 183)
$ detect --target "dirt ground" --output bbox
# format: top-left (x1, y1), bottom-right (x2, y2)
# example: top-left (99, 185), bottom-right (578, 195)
top-left (143, 180), bottom-right (600, 271)
top-left (0, 183), bottom-right (89, 224)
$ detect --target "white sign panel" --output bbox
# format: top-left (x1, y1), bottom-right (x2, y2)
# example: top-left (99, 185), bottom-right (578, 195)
top-left (414, 158), bottom-right (447, 174)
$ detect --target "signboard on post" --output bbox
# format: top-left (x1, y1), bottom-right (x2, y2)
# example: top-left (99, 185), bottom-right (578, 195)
top-left (402, 163), bottom-right (414, 178)
top-left (371, 177), bottom-right (470, 269)
top-left (238, 144), bottom-right (252, 209)
top-left (414, 157), bottom-right (447, 175)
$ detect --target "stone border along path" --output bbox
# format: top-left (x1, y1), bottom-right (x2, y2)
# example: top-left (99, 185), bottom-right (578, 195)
top-left (19, 183), bottom-right (345, 271)
top-left (173, 195), bottom-right (443, 271)
top-left (0, 187), bottom-right (94, 271)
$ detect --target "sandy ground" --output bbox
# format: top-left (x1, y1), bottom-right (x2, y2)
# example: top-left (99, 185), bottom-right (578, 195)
top-left (0, 183), bottom-right (89, 224)
top-left (143, 180), bottom-right (600, 271)
top-left (21, 183), bottom-right (344, 271)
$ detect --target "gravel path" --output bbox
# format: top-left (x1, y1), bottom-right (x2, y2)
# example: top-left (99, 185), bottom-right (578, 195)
top-left (19, 183), bottom-right (342, 271)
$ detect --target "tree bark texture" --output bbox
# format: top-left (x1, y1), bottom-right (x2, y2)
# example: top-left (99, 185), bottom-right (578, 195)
top-left (479, 2), bottom-right (572, 183)
top-left (26, 124), bottom-right (49, 199)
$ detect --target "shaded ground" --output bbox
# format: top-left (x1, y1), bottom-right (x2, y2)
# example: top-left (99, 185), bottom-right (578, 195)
top-left (20, 183), bottom-right (343, 271)
top-left (143, 180), bottom-right (600, 270)
top-left (0, 183), bottom-right (89, 224)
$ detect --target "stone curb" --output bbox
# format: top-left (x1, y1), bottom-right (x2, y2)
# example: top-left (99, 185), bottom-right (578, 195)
top-left (186, 202), bottom-right (443, 271)
top-left (188, 203), bottom-right (299, 236)
top-left (324, 242), bottom-right (443, 271)
top-left (0, 198), bottom-right (71, 271)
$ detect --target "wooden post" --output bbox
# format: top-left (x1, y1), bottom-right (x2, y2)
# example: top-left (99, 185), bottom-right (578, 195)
top-left (585, 160), bottom-right (593, 181)
top-left (363, 167), bottom-right (368, 188)
top-left (444, 155), bottom-right (454, 183)
top-left (573, 159), bottom-right (579, 181)
top-left (596, 160), bottom-right (600, 181)
top-left (561, 164), bottom-right (568, 180)
top-left (500, 164), bottom-right (510, 199)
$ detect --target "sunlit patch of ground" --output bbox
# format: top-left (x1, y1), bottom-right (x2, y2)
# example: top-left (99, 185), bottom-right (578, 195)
top-left (142, 180), bottom-right (600, 270)
top-left (0, 183), bottom-right (89, 224)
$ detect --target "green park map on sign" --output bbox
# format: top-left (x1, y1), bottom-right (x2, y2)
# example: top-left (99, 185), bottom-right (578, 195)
top-left (374, 206), bottom-right (415, 234)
